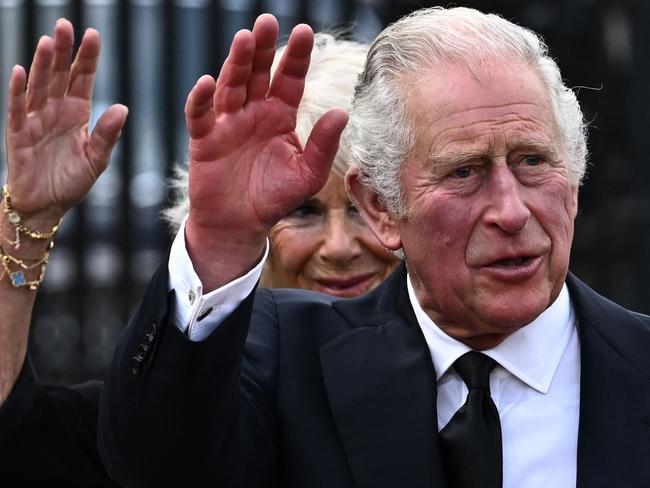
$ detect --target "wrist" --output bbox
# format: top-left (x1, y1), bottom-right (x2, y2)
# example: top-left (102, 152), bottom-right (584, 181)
top-left (1, 185), bottom-right (62, 243)
top-left (185, 217), bottom-right (267, 292)
top-left (1, 190), bottom-right (57, 291)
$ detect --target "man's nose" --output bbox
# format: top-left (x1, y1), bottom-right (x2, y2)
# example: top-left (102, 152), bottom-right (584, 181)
top-left (318, 212), bottom-right (362, 263)
top-left (483, 166), bottom-right (531, 233)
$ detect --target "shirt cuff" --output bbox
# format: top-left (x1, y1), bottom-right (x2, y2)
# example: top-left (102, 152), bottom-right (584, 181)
top-left (167, 215), bottom-right (268, 341)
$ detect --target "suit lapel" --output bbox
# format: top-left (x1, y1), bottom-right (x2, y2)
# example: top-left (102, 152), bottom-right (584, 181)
top-left (567, 275), bottom-right (650, 487)
top-left (319, 265), bottom-right (447, 488)
top-left (318, 270), bottom-right (650, 487)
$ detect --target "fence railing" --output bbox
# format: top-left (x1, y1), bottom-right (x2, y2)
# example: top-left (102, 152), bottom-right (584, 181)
top-left (1, 0), bottom-right (648, 384)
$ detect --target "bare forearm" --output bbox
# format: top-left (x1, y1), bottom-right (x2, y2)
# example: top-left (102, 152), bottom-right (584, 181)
top-left (0, 282), bottom-right (35, 404)
top-left (0, 18), bottom-right (125, 403)
top-left (0, 209), bottom-right (56, 404)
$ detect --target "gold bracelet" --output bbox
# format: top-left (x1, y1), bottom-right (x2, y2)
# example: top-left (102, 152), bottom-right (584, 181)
top-left (0, 242), bottom-right (51, 269)
top-left (0, 244), bottom-right (50, 290)
top-left (2, 184), bottom-right (61, 249)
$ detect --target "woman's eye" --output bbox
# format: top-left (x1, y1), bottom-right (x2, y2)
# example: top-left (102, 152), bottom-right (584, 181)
top-left (288, 205), bottom-right (321, 219)
top-left (347, 203), bottom-right (367, 225)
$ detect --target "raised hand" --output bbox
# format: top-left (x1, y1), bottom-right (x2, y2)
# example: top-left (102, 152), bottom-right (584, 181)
top-left (0, 19), bottom-right (127, 404)
top-left (184, 14), bottom-right (348, 290)
top-left (5, 18), bottom-right (128, 228)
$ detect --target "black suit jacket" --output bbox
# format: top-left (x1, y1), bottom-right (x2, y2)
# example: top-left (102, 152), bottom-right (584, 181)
top-left (0, 359), bottom-right (119, 487)
top-left (99, 263), bottom-right (650, 487)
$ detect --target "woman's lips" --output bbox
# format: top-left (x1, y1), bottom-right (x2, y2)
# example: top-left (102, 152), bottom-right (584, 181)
top-left (313, 273), bottom-right (378, 298)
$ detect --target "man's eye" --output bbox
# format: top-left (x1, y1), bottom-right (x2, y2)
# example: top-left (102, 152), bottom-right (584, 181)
top-left (523, 155), bottom-right (544, 166)
top-left (452, 166), bottom-right (473, 178)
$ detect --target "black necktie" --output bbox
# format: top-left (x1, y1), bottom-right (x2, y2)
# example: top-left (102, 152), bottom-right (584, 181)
top-left (438, 351), bottom-right (503, 488)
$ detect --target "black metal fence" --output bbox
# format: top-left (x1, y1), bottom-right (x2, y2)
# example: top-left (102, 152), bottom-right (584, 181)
top-left (1, 0), bottom-right (648, 384)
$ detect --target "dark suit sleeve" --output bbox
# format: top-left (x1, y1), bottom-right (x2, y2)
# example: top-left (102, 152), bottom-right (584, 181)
top-left (98, 262), bottom-right (280, 487)
top-left (0, 359), bottom-right (119, 487)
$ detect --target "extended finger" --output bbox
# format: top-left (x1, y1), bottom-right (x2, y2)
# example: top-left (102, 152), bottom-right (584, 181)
top-left (67, 28), bottom-right (100, 100)
top-left (7, 65), bottom-right (27, 134)
top-left (25, 36), bottom-right (54, 112)
top-left (213, 29), bottom-right (256, 113)
top-left (185, 75), bottom-right (216, 139)
top-left (86, 104), bottom-right (128, 177)
top-left (49, 18), bottom-right (75, 99)
top-left (302, 108), bottom-right (349, 189)
top-left (267, 24), bottom-right (313, 109)
top-left (246, 14), bottom-right (279, 102)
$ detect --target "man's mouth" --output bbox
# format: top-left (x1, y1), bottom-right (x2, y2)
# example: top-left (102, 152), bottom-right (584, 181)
top-left (494, 256), bottom-right (533, 267)
top-left (480, 254), bottom-right (544, 282)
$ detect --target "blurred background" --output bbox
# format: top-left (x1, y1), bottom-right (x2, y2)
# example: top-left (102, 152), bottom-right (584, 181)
top-left (0, 0), bottom-right (648, 384)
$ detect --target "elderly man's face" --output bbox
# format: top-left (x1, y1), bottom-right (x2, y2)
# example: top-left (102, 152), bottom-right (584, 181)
top-left (392, 62), bottom-right (577, 349)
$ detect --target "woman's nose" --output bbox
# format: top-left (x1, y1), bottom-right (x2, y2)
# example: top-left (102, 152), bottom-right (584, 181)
top-left (318, 212), bottom-right (362, 263)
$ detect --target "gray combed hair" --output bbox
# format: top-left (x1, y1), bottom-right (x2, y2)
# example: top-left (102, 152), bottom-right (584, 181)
top-left (162, 33), bottom-right (369, 232)
top-left (348, 6), bottom-right (589, 217)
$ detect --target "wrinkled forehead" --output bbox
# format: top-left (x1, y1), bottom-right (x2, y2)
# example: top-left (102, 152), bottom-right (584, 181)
top-left (402, 59), bottom-right (561, 140)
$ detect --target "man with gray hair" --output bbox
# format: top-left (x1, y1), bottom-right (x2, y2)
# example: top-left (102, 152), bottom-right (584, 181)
top-left (100, 7), bottom-right (650, 488)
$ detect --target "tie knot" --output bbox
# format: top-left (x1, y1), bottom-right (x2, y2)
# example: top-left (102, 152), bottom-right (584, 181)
top-left (453, 351), bottom-right (496, 390)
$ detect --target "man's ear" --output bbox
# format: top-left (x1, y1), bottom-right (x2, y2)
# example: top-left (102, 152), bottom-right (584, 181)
top-left (345, 167), bottom-right (402, 251)
top-left (570, 184), bottom-right (579, 220)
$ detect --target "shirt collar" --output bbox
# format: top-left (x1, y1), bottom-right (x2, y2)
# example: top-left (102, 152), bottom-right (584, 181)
top-left (406, 274), bottom-right (575, 393)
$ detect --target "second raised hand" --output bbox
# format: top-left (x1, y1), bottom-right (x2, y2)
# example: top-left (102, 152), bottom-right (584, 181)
top-left (5, 18), bottom-right (128, 225)
top-left (184, 14), bottom-right (348, 292)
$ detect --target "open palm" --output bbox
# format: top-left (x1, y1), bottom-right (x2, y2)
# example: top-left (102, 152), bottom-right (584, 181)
top-left (186, 15), bottom-right (348, 244)
top-left (5, 19), bottom-right (127, 223)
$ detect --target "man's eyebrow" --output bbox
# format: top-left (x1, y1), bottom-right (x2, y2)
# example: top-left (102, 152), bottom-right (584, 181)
top-left (427, 140), bottom-right (561, 169)
top-left (507, 140), bottom-right (559, 155)
top-left (428, 150), bottom-right (489, 171)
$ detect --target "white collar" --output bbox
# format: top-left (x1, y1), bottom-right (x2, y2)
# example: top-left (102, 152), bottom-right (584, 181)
top-left (406, 274), bottom-right (575, 393)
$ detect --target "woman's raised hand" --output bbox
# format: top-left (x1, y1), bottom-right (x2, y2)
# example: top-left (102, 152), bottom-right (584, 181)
top-left (5, 18), bottom-right (128, 227)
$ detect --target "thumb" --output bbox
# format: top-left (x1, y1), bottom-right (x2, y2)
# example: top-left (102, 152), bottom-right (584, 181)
top-left (86, 103), bottom-right (129, 176)
top-left (302, 108), bottom-right (349, 187)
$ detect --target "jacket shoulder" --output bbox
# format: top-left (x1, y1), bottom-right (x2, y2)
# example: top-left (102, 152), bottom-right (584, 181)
top-left (567, 273), bottom-right (650, 378)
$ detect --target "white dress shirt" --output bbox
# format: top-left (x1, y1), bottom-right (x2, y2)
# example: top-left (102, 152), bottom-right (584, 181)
top-left (167, 217), bottom-right (267, 341)
top-left (168, 219), bottom-right (581, 486)
top-left (408, 275), bottom-right (580, 488)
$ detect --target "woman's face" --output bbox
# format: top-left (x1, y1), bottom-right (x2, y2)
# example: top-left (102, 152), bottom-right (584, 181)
top-left (267, 174), bottom-right (400, 297)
